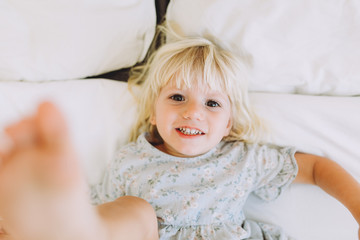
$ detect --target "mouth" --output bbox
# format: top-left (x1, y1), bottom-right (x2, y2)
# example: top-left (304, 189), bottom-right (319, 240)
top-left (176, 127), bottom-right (205, 136)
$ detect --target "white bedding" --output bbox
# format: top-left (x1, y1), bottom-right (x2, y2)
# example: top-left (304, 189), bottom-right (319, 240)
top-left (1, 0), bottom-right (359, 239)
top-left (0, 0), bottom-right (156, 81)
top-left (0, 79), bottom-right (358, 239)
top-left (166, 0), bottom-right (360, 96)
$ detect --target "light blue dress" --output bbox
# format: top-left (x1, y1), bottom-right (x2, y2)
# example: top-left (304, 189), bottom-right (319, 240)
top-left (91, 133), bottom-right (298, 239)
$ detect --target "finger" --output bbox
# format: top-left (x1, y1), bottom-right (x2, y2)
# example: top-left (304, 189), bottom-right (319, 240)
top-left (4, 118), bottom-right (36, 150)
top-left (33, 102), bottom-right (81, 189)
top-left (0, 133), bottom-right (14, 164)
top-left (36, 101), bottom-right (69, 148)
top-left (0, 118), bottom-right (36, 171)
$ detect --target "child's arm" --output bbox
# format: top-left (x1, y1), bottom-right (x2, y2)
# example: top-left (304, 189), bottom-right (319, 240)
top-left (95, 196), bottom-right (159, 240)
top-left (0, 197), bottom-right (158, 240)
top-left (294, 153), bottom-right (360, 237)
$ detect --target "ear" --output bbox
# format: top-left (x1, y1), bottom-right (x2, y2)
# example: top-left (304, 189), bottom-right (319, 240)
top-left (224, 117), bottom-right (233, 137)
top-left (150, 113), bottom-right (156, 125)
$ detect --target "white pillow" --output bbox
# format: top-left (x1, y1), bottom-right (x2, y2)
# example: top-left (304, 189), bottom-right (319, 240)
top-left (0, 0), bottom-right (156, 81)
top-left (0, 79), bottom-right (137, 184)
top-left (166, 0), bottom-right (360, 96)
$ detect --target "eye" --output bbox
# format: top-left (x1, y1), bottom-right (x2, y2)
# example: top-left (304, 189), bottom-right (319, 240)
top-left (170, 94), bottom-right (185, 102)
top-left (206, 100), bottom-right (220, 107)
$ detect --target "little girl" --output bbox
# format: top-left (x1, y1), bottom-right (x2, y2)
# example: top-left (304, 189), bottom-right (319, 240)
top-left (1, 30), bottom-right (360, 239)
top-left (89, 32), bottom-right (360, 239)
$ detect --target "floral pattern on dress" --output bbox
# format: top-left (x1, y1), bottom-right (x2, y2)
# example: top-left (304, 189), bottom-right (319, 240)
top-left (90, 133), bottom-right (298, 239)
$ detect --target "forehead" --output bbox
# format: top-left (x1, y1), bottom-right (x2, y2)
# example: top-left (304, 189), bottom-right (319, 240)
top-left (163, 73), bottom-right (225, 91)
top-left (161, 78), bottom-right (230, 99)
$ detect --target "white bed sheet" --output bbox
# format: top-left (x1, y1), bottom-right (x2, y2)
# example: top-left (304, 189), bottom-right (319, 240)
top-left (0, 79), bottom-right (359, 239)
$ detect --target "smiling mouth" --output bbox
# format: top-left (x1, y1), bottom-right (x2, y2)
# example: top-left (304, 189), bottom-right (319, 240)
top-left (176, 127), bottom-right (205, 136)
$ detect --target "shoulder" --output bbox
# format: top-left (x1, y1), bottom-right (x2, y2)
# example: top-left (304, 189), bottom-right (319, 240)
top-left (218, 140), bottom-right (272, 153)
top-left (116, 134), bottom-right (148, 155)
top-left (114, 133), bottom-right (161, 163)
top-left (219, 140), bottom-right (296, 160)
top-left (243, 141), bottom-right (296, 154)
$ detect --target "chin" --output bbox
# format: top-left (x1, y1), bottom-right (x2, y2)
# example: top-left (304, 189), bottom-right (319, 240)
top-left (175, 147), bottom-right (208, 158)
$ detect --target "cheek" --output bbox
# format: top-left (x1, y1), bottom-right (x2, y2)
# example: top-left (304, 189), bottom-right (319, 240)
top-left (151, 106), bottom-right (172, 130)
top-left (218, 114), bottom-right (232, 136)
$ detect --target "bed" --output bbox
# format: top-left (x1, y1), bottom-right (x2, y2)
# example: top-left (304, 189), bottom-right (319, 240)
top-left (0, 0), bottom-right (359, 239)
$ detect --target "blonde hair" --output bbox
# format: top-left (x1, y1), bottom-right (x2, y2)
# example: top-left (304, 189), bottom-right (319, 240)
top-left (128, 26), bottom-right (263, 143)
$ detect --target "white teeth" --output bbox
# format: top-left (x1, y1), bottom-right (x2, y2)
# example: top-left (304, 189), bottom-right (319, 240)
top-left (178, 127), bottom-right (203, 135)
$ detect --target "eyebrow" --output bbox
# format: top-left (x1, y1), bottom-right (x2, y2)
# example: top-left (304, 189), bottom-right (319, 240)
top-left (162, 85), bottom-right (229, 100)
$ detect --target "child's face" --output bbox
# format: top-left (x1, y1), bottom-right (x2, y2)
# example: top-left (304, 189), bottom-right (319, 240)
top-left (151, 80), bottom-right (232, 157)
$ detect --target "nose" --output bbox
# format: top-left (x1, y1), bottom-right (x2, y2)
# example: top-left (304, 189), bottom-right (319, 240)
top-left (182, 100), bottom-right (204, 120)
